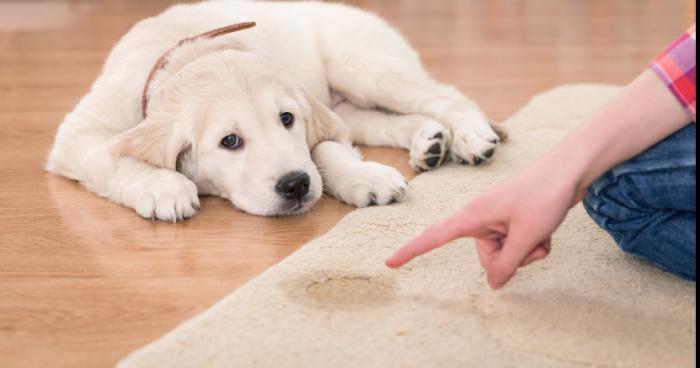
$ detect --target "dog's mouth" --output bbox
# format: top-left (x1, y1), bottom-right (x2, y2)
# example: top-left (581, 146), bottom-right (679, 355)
top-left (277, 196), bottom-right (315, 216)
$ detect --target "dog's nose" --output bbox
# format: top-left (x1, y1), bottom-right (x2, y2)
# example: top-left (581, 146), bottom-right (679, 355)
top-left (275, 171), bottom-right (310, 201)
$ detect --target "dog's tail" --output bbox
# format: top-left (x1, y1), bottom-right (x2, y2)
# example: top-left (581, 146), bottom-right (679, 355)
top-left (489, 120), bottom-right (509, 143)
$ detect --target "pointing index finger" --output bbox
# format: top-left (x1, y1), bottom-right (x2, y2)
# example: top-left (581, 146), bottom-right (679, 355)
top-left (386, 212), bottom-right (481, 268)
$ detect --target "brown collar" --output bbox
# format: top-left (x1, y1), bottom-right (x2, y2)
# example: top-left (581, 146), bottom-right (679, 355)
top-left (141, 22), bottom-right (257, 119)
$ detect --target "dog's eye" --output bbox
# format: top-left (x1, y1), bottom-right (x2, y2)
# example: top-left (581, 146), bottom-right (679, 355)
top-left (220, 134), bottom-right (243, 150)
top-left (280, 112), bottom-right (295, 128)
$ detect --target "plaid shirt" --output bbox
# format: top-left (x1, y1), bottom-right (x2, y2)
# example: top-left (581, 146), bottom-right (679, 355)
top-left (651, 24), bottom-right (696, 121)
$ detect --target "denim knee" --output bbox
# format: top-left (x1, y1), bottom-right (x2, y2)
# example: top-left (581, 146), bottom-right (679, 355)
top-left (584, 173), bottom-right (649, 254)
top-left (583, 172), bottom-right (697, 281)
top-left (583, 124), bottom-right (696, 280)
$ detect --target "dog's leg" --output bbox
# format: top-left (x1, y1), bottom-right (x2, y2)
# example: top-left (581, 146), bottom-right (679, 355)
top-left (333, 102), bottom-right (451, 172)
top-left (89, 150), bottom-right (200, 221)
top-left (47, 124), bottom-right (200, 222)
top-left (311, 140), bottom-right (408, 207)
top-left (326, 57), bottom-right (506, 166)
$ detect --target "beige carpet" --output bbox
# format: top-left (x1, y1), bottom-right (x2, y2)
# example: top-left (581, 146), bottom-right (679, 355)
top-left (118, 85), bottom-right (696, 368)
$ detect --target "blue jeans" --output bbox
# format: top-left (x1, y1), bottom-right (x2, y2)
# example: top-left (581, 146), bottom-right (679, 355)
top-left (583, 123), bottom-right (697, 281)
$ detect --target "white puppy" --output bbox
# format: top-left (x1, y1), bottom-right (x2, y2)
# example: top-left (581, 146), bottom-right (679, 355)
top-left (47, 0), bottom-right (505, 221)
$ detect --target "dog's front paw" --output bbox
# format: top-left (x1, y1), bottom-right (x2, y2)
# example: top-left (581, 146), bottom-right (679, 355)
top-left (341, 162), bottom-right (408, 208)
top-left (410, 120), bottom-right (451, 173)
top-left (126, 170), bottom-right (200, 221)
top-left (450, 123), bottom-right (500, 166)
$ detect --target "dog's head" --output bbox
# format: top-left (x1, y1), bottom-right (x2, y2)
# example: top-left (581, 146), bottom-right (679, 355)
top-left (112, 50), bottom-right (347, 216)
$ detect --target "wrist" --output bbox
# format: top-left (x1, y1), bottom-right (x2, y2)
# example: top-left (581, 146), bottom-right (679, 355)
top-left (532, 134), bottom-right (602, 205)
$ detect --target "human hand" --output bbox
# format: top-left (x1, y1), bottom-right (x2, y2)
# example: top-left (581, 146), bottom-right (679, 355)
top-left (386, 163), bottom-right (579, 289)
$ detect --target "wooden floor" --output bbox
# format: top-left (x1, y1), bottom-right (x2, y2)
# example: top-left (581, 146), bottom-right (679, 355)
top-left (0, 1), bottom-right (694, 367)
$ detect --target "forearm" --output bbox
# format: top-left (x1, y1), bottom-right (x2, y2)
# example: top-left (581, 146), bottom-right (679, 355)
top-left (538, 69), bottom-right (692, 202)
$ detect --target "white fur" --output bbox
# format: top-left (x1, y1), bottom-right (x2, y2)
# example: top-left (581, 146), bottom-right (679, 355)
top-left (47, 0), bottom-right (503, 220)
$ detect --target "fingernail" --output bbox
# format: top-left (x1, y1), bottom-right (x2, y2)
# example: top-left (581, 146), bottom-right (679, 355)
top-left (386, 259), bottom-right (400, 268)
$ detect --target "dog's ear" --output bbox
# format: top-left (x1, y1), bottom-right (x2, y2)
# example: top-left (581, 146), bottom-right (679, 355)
top-left (112, 115), bottom-right (191, 171)
top-left (301, 90), bottom-right (350, 148)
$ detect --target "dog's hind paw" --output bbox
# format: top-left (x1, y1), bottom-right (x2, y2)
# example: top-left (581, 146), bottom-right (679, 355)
top-left (450, 123), bottom-right (500, 166)
top-left (409, 120), bottom-right (451, 173)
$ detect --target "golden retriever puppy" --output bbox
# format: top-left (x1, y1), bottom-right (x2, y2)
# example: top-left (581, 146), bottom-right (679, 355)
top-left (47, 0), bottom-right (504, 221)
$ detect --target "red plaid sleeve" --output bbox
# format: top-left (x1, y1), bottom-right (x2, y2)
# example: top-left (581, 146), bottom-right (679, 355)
top-left (651, 24), bottom-right (696, 121)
